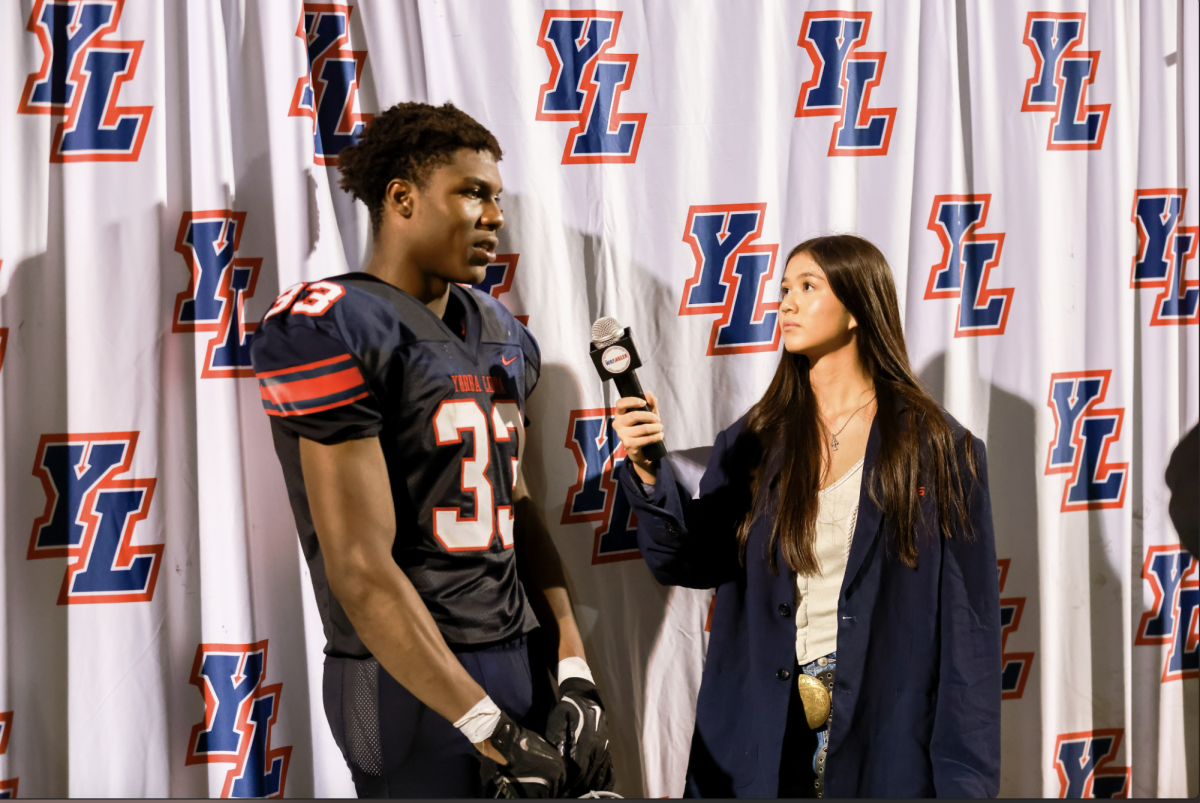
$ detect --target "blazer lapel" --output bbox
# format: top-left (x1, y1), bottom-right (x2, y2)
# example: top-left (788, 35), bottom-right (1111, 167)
top-left (841, 393), bottom-right (906, 593)
top-left (842, 416), bottom-right (883, 594)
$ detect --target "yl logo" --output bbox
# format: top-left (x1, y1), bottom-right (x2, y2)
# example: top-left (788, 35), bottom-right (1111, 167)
top-left (536, 10), bottom-right (646, 164)
top-left (470, 254), bottom-right (529, 326)
top-left (173, 211), bottom-right (263, 378)
top-left (28, 431), bottom-right (163, 604)
top-left (288, 3), bottom-right (371, 165)
top-left (1045, 371), bottom-right (1127, 512)
top-left (795, 11), bottom-right (896, 156)
top-left (18, 0), bottom-right (153, 161)
top-left (562, 409), bottom-right (640, 564)
top-left (1135, 545), bottom-right (1198, 682)
top-left (0, 711), bottom-right (16, 798)
top-left (924, 194), bottom-right (1013, 337)
top-left (679, 203), bottom-right (781, 355)
top-left (1021, 12), bottom-right (1110, 150)
top-left (186, 640), bottom-right (292, 798)
top-left (1129, 189), bottom-right (1198, 325)
top-left (997, 559), bottom-right (1033, 699)
top-left (1052, 730), bottom-right (1129, 798)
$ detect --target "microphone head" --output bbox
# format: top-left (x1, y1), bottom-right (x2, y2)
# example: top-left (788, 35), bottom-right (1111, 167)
top-left (590, 316), bottom-right (624, 348)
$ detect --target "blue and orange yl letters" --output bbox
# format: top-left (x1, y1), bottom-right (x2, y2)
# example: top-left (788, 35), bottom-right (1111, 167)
top-left (679, 204), bottom-right (781, 356)
top-left (1129, 189), bottom-right (1198, 325)
top-left (925, 195), bottom-right (1014, 337)
top-left (1136, 545), bottom-right (1199, 682)
top-left (28, 432), bottom-right (162, 604)
top-left (795, 11), bottom-right (896, 156)
top-left (288, 3), bottom-right (370, 165)
top-left (536, 10), bottom-right (646, 164)
top-left (1045, 371), bottom-right (1127, 512)
top-left (18, 0), bottom-right (152, 161)
top-left (1052, 730), bottom-right (1129, 798)
top-left (1021, 12), bottom-right (1110, 150)
top-left (562, 409), bottom-right (640, 565)
top-left (174, 211), bottom-right (263, 378)
top-left (186, 640), bottom-right (292, 798)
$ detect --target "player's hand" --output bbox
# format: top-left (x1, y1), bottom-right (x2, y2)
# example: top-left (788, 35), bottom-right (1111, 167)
top-left (487, 711), bottom-right (567, 798)
top-left (545, 678), bottom-right (615, 796)
top-left (612, 392), bottom-right (663, 481)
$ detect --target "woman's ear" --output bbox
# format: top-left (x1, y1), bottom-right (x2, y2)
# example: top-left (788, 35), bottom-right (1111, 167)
top-left (847, 313), bottom-right (859, 331)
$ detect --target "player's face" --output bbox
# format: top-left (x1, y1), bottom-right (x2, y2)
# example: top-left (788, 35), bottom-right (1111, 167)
top-left (409, 148), bottom-right (504, 285)
top-left (777, 251), bottom-right (857, 358)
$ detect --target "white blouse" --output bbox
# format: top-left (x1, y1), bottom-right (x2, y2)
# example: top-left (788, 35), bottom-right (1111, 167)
top-left (794, 457), bottom-right (863, 665)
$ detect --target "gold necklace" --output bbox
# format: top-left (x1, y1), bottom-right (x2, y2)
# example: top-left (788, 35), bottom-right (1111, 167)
top-left (827, 395), bottom-right (876, 451)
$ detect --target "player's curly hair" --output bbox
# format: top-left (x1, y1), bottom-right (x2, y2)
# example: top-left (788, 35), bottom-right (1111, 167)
top-left (338, 101), bottom-right (502, 231)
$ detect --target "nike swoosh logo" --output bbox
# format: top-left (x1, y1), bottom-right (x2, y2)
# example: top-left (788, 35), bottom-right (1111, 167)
top-left (501, 355), bottom-right (518, 366)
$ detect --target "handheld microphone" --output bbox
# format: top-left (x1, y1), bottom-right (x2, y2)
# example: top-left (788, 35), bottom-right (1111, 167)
top-left (589, 317), bottom-right (667, 462)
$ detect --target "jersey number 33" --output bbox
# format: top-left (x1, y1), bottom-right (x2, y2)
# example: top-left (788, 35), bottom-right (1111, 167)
top-left (433, 398), bottom-right (523, 553)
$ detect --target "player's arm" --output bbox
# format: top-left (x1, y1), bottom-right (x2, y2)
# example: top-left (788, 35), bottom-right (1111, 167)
top-left (513, 468), bottom-right (585, 663)
top-left (514, 467), bottom-right (615, 794)
top-left (299, 436), bottom-right (505, 750)
top-left (301, 434), bottom-right (563, 793)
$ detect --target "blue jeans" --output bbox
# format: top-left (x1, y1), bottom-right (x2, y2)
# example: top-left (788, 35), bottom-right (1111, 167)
top-left (777, 651), bottom-right (837, 797)
top-left (799, 651), bottom-right (837, 778)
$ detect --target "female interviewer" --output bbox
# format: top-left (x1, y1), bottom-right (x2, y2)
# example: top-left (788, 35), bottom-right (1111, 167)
top-left (613, 235), bottom-right (1001, 798)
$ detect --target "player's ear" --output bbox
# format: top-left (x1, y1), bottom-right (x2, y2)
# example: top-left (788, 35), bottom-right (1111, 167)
top-left (385, 178), bottom-right (415, 220)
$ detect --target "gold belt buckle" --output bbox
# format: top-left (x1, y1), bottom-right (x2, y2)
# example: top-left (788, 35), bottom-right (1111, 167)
top-left (796, 673), bottom-right (831, 729)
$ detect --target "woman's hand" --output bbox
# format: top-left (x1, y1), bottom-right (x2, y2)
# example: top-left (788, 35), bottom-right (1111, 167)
top-left (612, 392), bottom-right (664, 485)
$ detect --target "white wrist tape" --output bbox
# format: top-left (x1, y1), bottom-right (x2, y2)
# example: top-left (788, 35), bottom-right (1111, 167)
top-left (454, 695), bottom-right (503, 744)
top-left (557, 656), bottom-right (595, 686)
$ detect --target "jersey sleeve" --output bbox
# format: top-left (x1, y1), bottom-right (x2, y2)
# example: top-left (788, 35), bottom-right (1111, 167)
top-left (517, 321), bottom-right (541, 427)
top-left (251, 322), bottom-right (383, 444)
top-left (518, 321), bottom-right (541, 401)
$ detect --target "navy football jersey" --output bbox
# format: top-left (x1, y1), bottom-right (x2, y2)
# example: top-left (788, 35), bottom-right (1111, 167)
top-left (251, 273), bottom-right (540, 656)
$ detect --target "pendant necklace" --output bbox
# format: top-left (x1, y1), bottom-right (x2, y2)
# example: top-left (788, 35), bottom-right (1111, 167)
top-left (827, 395), bottom-right (876, 451)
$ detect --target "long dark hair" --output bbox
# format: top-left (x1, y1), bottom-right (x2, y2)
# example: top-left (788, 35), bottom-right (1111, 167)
top-left (736, 235), bottom-right (979, 573)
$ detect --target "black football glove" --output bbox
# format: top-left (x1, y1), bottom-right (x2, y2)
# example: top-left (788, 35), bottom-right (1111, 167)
top-left (488, 710), bottom-right (567, 798)
top-left (545, 677), bottom-right (615, 795)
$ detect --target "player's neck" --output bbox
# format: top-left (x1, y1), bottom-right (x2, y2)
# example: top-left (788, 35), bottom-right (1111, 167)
top-left (364, 244), bottom-right (452, 318)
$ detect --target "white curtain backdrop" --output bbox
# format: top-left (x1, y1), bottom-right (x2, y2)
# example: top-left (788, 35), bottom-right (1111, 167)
top-left (0, 0), bottom-right (1195, 797)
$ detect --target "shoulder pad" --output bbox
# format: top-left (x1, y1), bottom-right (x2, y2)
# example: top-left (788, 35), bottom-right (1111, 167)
top-left (470, 287), bottom-right (527, 345)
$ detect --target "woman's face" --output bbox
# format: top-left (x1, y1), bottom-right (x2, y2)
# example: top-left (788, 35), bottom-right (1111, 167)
top-left (777, 251), bottom-right (857, 357)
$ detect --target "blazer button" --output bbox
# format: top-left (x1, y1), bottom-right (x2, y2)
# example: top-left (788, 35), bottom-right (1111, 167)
top-left (778, 603), bottom-right (791, 617)
top-left (777, 668), bottom-right (791, 681)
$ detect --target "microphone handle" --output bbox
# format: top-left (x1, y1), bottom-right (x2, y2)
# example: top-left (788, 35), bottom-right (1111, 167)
top-left (613, 371), bottom-right (667, 463)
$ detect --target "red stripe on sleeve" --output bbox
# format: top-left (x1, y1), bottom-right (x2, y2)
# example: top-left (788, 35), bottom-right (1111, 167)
top-left (255, 353), bottom-right (351, 379)
top-left (260, 365), bottom-right (366, 407)
top-left (264, 392), bottom-right (370, 417)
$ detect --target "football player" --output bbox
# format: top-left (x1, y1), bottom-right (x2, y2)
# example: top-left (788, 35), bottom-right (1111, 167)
top-left (251, 102), bottom-right (613, 798)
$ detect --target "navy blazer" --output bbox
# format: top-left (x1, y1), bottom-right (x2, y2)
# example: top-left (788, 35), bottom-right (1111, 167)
top-left (619, 408), bottom-right (1001, 798)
